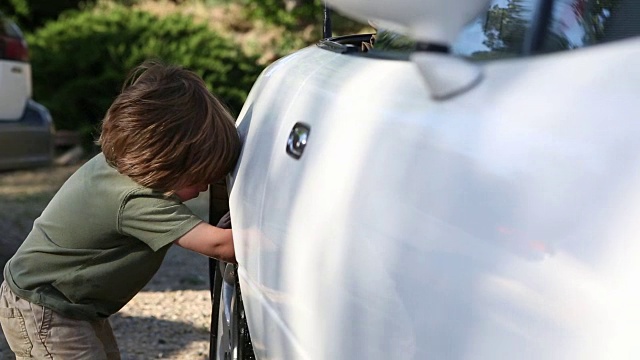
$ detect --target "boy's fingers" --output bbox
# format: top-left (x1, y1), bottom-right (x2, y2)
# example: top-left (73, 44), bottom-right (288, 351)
top-left (216, 211), bottom-right (232, 229)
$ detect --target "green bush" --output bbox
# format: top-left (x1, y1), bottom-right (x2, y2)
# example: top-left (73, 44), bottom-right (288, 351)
top-left (240, 0), bottom-right (366, 36)
top-left (240, 0), bottom-right (326, 30)
top-left (27, 6), bottom-right (263, 140)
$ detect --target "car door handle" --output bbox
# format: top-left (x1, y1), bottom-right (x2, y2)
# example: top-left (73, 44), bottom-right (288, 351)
top-left (286, 122), bottom-right (311, 160)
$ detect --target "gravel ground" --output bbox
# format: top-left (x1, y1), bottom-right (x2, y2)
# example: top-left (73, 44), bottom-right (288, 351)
top-left (0, 164), bottom-right (215, 359)
top-left (110, 245), bottom-right (213, 360)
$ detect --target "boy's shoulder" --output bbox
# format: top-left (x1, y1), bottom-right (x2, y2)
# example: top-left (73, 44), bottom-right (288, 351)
top-left (85, 153), bottom-right (183, 204)
top-left (57, 153), bottom-right (157, 210)
top-left (80, 153), bottom-right (144, 191)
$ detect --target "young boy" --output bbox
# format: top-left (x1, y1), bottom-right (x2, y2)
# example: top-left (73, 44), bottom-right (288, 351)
top-left (0, 60), bottom-right (240, 359)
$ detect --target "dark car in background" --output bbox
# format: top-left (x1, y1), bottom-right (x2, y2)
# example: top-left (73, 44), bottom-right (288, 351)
top-left (0, 11), bottom-right (53, 170)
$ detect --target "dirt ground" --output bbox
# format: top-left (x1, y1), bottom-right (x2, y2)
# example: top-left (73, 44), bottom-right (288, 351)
top-left (0, 164), bottom-right (83, 271)
top-left (0, 163), bottom-right (214, 359)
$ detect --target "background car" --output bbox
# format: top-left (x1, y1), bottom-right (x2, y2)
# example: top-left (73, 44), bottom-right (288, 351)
top-left (210, 0), bottom-right (640, 358)
top-left (0, 11), bottom-right (53, 170)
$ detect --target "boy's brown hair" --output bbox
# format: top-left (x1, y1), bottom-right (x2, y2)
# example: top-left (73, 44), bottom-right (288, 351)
top-left (98, 60), bottom-right (240, 193)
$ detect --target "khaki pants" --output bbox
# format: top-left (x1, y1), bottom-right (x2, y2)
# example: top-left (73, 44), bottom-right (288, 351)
top-left (0, 281), bottom-right (120, 359)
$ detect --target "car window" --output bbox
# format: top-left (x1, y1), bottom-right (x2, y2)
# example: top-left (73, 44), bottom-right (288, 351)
top-left (455, 0), bottom-right (639, 57)
top-left (0, 13), bottom-right (23, 38)
top-left (344, 0), bottom-right (539, 60)
top-left (351, 0), bottom-right (638, 60)
top-left (0, 15), bottom-right (6, 36)
top-left (454, 0), bottom-right (537, 59)
top-left (541, 0), bottom-right (640, 51)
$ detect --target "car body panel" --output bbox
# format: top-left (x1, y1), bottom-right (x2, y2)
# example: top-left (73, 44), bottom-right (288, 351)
top-left (0, 12), bottom-right (31, 121)
top-left (0, 12), bottom-right (52, 170)
top-left (0, 100), bottom-right (54, 170)
top-left (229, 31), bottom-right (640, 360)
top-left (0, 59), bottom-right (31, 120)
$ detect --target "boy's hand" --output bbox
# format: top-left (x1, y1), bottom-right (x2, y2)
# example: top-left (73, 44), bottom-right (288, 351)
top-left (216, 211), bottom-right (232, 229)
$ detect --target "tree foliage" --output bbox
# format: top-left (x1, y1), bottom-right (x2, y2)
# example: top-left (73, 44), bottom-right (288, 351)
top-left (240, 0), bottom-right (321, 28)
top-left (240, 0), bottom-right (365, 35)
top-left (27, 6), bottom-right (262, 139)
top-left (482, 0), bottom-right (529, 55)
top-left (0, 0), bottom-right (87, 31)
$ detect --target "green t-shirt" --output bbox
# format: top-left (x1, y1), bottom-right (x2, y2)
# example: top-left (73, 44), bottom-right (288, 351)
top-left (3, 153), bottom-right (203, 320)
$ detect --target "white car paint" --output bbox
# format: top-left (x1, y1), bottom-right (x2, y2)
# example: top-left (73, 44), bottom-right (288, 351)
top-left (0, 13), bottom-right (52, 170)
top-left (0, 14), bottom-right (31, 121)
top-left (0, 59), bottom-right (31, 121)
top-left (228, 1), bottom-right (640, 359)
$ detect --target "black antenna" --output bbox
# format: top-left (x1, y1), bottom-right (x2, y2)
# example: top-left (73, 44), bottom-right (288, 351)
top-left (323, 1), bottom-right (333, 39)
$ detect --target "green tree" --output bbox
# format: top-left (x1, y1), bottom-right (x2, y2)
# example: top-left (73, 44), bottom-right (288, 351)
top-left (240, 0), bottom-right (364, 37)
top-left (482, 0), bottom-right (530, 54)
top-left (240, 0), bottom-right (320, 28)
top-left (0, 0), bottom-right (87, 31)
top-left (0, 0), bottom-right (29, 19)
top-left (27, 6), bottom-right (262, 142)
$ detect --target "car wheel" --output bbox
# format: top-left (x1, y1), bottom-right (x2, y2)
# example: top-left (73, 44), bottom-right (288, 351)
top-left (210, 260), bottom-right (255, 360)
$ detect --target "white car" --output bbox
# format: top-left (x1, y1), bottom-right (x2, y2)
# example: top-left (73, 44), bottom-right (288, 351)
top-left (210, 0), bottom-right (640, 359)
top-left (0, 11), bottom-right (54, 170)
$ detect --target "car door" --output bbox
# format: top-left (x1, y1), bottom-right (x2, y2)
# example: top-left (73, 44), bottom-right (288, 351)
top-left (228, 0), bottom-right (640, 358)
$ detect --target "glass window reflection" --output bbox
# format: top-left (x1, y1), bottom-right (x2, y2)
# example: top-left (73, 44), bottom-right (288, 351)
top-left (543, 0), bottom-right (640, 51)
top-left (454, 0), bottom-right (536, 60)
top-left (360, 0), bottom-right (639, 60)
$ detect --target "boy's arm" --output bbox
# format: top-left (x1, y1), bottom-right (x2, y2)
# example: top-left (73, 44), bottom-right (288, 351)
top-left (173, 222), bottom-right (236, 263)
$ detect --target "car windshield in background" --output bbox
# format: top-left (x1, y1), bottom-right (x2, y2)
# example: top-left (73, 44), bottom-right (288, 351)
top-left (365, 0), bottom-right (639, 59)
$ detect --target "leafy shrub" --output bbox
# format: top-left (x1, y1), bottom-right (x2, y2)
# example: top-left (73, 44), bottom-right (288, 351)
top-left (240, 0), bottom-right (366, 36)
top-left (241, 0), bottom-right (332, 30)
top-left (27, 6), bottom-right (263, 140)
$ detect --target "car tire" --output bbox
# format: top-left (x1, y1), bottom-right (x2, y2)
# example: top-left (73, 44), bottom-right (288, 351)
top-left (209, 260), bottom-right (255, 360)
top-left (208, 180), bottom-right (255, 360)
